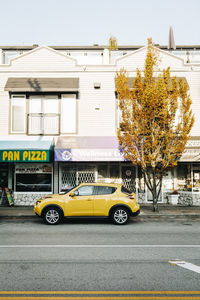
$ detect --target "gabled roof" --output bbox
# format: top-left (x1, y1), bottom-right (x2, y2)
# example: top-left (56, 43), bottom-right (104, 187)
top-left (8, 45), bottom-right (77, 65)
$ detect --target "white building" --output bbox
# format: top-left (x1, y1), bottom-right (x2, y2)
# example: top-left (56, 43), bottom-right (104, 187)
top-left (0, 44), bottom-right (200, 206)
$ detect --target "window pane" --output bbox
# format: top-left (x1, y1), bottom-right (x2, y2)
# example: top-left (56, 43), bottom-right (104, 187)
top-left (61, 95), bottom-right (76, 133)
top-left (121, 186), bottom-right (132, 195)
top-left (177, 163), bottom-right (191, 191)
top-left (29, 98), bottom-right (42, 113)
top-left (193, 164), bottom-right (200, 192)
top-left (96, 186), bottom-right (116, 195)
top-left (16, 174), bottom-right (52, 192)
top-left (43, 115), bottom-right (59, 134)
top-left (11, 97), bottom-right (25, 132)
top-left (44, 98), bottom-right (58, 113)
top-left (75, 185), bottom-right (94, 196)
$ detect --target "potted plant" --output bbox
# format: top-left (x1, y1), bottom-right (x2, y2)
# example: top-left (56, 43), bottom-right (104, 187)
top-left (168, 190), bottom-right (179, 205)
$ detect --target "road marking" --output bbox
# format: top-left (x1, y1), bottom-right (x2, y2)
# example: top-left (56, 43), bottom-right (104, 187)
top-left (0, 245), bottom-right (200, 248)
top-left (169, 260), bottom-right (200, 274)
top-left (0, 296), bottom-right (200, 300)
top-left (0, 292), bottom-right (200, 299)
top-left (1, 291), bottom-right (200, 294)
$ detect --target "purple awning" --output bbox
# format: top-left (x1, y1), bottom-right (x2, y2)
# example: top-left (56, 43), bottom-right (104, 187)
top-left (54, 136), bottom-right (125, 162)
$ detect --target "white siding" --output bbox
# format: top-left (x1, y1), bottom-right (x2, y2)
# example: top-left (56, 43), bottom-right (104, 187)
top-left (9, 47), bottom-right (77, 71)
top-left (0, 45), bottom-right (199, 140)
top-left (0, 92), bottom-right (9, 135)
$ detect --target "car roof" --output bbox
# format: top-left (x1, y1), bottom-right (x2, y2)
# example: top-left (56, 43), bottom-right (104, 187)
top-left (78, 182), bottom-right (122, 188)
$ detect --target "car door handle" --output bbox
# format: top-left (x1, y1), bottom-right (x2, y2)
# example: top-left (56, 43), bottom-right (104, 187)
top-left (87, 199), bottom-right (92, 201)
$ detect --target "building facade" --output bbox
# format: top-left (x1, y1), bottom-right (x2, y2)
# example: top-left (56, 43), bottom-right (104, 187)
top-left (0, 44), bottom-right (200, 206)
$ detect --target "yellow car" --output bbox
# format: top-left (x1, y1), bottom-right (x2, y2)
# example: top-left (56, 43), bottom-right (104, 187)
top-left (34, 183), bottom-right (140, 225)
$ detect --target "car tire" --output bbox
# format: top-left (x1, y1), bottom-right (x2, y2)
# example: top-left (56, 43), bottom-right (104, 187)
top-left (44, 207), bottom-right (63, 225)
top-left (111, 207), bottom-right (130, 225)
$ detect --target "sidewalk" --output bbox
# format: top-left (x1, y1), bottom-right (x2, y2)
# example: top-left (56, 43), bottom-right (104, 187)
top-left (0, 204), bottom-right (200, 219)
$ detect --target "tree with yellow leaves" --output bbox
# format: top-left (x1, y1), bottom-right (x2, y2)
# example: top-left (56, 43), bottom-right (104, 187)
top-left (115, 39), bottom-right (194, 211)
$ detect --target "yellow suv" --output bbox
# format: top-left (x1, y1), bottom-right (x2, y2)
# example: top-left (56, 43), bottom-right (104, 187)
top-left (34, 183), bottom-right (140, 225)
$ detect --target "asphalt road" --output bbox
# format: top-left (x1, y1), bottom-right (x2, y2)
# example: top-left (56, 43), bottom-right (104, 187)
top-left (0, 217), bottom-right (200, 298)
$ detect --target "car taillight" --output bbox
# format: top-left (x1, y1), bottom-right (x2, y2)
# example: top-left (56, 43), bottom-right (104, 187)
top-left (45, 196), bottom-right (52, 199)
top-left (128, 194), bottom-right (135, 199)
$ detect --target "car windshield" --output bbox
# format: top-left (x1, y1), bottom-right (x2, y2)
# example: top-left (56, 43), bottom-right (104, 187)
top-left (59, 186), bottom-right (76, 195)
top-left (121, 186), bottom-right (132, 195)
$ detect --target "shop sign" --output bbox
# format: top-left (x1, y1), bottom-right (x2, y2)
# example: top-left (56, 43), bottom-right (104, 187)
top-left (0, 150), bottom-right (50, 162)
top-left (55, 148), bottom-right (125, 162)
top-left (15, 164), bottom-right (52, 174)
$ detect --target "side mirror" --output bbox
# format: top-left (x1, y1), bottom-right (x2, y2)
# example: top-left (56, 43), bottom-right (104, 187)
top-left (69, 192), bottom-right (75, 197)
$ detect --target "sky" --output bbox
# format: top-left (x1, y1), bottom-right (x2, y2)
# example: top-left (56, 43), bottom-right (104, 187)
top-left (0, 0), bottom-right (199, 46)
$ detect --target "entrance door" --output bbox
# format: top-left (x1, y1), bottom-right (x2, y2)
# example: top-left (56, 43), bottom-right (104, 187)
top-left (0, 166), bottom-right (8, 205)
top-left (121, 165), bottom-right (136, 192)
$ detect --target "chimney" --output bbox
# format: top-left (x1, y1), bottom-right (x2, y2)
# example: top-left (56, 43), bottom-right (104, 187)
top-left (168, 26), bottom-right (176, 50)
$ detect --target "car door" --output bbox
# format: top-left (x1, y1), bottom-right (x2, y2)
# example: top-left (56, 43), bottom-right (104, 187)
top-left (67, 185), bottom-right (94, 216)
top-left (93, 186), bottom-right (117, 216)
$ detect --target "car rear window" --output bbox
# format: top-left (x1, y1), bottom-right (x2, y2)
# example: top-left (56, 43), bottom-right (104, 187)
top-left (121, 186), bottom-right (132, 195)
top-left (95, 186), bottom-right (116, 195)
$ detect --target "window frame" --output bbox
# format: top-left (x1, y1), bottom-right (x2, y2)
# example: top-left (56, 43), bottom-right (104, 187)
top-left (10, 94), bottom-right (27, 134)
top-left (73, 185), bottom-right (95, 196)
top-left (61, 94), bottom-right (77, 134)
top-left (14, 163), bottom-right (53, 194)
top-left (28, 95), bottom-right (60, 135)
top-left (94, 185), bottom-right (117, 195)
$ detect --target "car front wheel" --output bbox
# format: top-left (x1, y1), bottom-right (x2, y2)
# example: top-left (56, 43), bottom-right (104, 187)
top-left (111, 207), bottom-right (129, 225)
top-left (44, 207), bottom-right (62, 225)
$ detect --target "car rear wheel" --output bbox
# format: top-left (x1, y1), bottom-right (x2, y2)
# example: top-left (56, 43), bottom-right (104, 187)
top-left (44, 207), bottom-right (62, 225)
top-left (111, 207), bottom-right (129, 225)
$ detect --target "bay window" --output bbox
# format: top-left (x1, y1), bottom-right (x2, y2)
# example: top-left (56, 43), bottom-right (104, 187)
top-left (11, 94), bottom-right (77, 135)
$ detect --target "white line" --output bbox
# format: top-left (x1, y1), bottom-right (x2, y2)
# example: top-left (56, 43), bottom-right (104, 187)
top-left (169, 260), bottom-right (200, 274)
top-left (0, 245), bottom-right (200, 248)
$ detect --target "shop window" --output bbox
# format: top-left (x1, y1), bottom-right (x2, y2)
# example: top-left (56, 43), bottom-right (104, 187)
top-left (61, 94), bottom-right (76, 133)
top-left (110, 163), bottom-right (120, 180)
top-left (138, 167), bottom-right (145, 193)
top-left (28, 95), bottom-right (59, 135)
top-left (97, 164), bottom-right (107, 182)
top-left (177, 163), bottom-right (191, 191)
top-left (192, 164), bottom-right (200, 192)
top-left (15, 164), bottom-right (52, 193)
top-left (11, 95), bottom-right (26, 133)
top-left (16, 174), bottom-right (52, 192)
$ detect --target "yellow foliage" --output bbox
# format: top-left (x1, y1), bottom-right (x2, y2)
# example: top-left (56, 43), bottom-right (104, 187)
top-left (115, 41), bottom-right (194, 177)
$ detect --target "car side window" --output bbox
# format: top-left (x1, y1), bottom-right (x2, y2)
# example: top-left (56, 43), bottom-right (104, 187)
top-left (74, 185), bottom-right (94, 196)
top-left (96, 186), bottom-right (116, 195)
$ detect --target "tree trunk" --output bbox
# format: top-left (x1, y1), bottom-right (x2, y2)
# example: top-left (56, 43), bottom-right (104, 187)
top-left (152, 184), bottom-right (159, 212)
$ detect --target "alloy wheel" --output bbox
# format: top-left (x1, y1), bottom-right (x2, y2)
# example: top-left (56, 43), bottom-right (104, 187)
top-left (113, 209), bottom-right (128, 224)
top-left (45, 209), bottom-right (60, 225)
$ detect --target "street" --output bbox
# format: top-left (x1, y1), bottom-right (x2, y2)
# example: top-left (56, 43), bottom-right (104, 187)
top-left (0, 217), bottom-right (200, 299)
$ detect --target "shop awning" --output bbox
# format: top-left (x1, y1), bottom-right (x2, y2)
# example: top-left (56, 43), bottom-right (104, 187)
top-left (55, 136), bottom-right (200, 163)
top-left (179, 137), bottom-right (200, 162)
top-left (54, 136), bottom-right (125, 162)
top-left (4, 78), bottom-right (79, 92)
top-left (0, 139), bottom-right (53, 162)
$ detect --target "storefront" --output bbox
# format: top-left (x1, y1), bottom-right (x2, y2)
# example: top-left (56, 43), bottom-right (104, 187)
top-left (54, 136), bottom-right (200, 206)
top-left (0, 139), bottom-right (54, 206)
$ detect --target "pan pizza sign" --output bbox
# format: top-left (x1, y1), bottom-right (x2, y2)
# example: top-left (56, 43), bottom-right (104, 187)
top-left (0, 150), bottom-right (50, 162)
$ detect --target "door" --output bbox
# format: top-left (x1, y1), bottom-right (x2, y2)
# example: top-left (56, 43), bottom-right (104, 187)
top-left (121, 165), bottom-right (136, 192)
top-left (93, 185), bottom-right (117, 216)
top-left (66, 185), bottom-right (94, 216)
top-left (0, 167), bottom-right (8, 206)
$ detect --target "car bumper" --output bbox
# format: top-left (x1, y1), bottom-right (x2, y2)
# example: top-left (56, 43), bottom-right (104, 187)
top-left (131, 209), bottom-right (140, 217)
